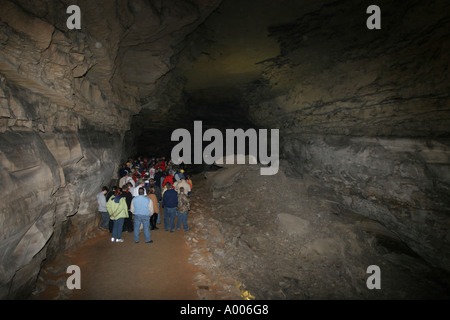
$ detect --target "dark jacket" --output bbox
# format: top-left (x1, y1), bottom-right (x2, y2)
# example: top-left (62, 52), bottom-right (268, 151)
top-left (162, 188), bottom-right (178, 208)
top-left (154, 171), bottom-right (164, 189)
top-left (123, 191), bottom-right (133, 209)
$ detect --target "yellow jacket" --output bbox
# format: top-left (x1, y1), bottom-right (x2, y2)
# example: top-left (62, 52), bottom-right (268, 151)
top-left (106, 196), bottom-right (129, 220)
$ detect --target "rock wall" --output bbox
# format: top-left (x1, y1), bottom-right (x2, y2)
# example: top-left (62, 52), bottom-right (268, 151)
top-left (282, 134), bottom-right (450, 271)
top-left (242, 0), bottom-right (450, 271)
top-left (0, 0), bottom-right (221, 299)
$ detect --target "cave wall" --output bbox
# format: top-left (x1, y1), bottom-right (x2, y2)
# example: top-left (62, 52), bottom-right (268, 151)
top-left (242, 0), bottom-right (450, 271)
top-left (0, 0), bottom-right (221, 299)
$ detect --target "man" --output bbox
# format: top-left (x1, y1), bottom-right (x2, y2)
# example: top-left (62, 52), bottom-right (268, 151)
top-left (131, 179), bottom-right (146, 197)
top-left (119, 172), bottom-right (129, 189)
top-left (154, 167), bottom-right (164, 189)
top-left (131, 187), bottom-right (154, 243)
top-left (162, 182), bottom-right (178, 232)
top-left (96, 186), bottom-right (109, 231)
top-left (176, 187), bottom-right (190, 231)
top-left (126, 171), bottom-right (135, 188)
top-left (174, 168), bottom-right (184, 182)
top-left (174, 177), bottom-right (191, 195)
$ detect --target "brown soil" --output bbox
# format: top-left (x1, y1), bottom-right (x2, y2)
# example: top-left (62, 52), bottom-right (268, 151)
top-left (32, 210), bottom-right (200, 300)
top-left (31, 174), bottom-right (241, 301)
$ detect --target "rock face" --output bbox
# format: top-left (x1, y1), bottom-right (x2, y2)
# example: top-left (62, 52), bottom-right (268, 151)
top-left (239, 0), bottom-right (450, 272)
top-left (0, 0), bottom-right (220, 299)
top-left (282, 135), bottom-right (450, 271)
top-left (154, 0), bottom-right (450, 275)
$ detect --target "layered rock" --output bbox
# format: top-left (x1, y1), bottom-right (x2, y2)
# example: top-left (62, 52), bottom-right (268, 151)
top-left (241, 0), bottom-right (450, 271)
top-left (0, 0), bottom-right (220, 299)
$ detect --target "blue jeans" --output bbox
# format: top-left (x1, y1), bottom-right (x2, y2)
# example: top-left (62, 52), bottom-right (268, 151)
top-left (99, 211), bottom-right (109, 229)
top-left (176, 212), bottom-right (189, 230)
top-left (134, 214), bottom-right (151, 242)
top-left (157, 203), bottom-right (161, 224)
top-left (112, 218), bottom-right (124, 240)
top-left (164, 207), bottom-right (177, 231)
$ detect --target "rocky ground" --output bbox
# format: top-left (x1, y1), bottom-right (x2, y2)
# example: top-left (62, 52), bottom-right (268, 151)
top-left (187, 162), bottom-right (450, 300)
top-left (31, 162), bottom-right (450, 300)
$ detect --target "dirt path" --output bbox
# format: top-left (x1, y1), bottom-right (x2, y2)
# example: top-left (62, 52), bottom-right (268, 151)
top-left (31, 174), bottom-right (243, 301)
top-left (32, 209), bottom-right (200, 300)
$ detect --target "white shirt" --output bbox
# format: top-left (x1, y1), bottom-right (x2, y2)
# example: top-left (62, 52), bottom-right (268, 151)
top-left (131, 185), bottom-right (147, 197)
top-left (126, 176), bottom-right (135, 188)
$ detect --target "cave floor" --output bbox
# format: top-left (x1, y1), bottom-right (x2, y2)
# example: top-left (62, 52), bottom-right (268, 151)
top-left (31, 174), bottom-right (241, 301)
top-left (32, 216), bottom-right (201, 300)
top-left (31, 169), bottom-right (450, 300)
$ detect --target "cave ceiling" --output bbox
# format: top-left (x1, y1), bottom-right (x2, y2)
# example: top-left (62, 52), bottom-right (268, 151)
top-left (177, 0), bottom-right (319, 104)
top-left (131, 0), bottom-right (329, 132)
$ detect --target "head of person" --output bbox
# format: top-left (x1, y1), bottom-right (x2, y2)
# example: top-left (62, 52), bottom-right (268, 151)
top-left (165, 182), bottom-right (172, 189)
top-left (138, 187), bottom-right (145, 196)
top-left (179, 187), bottom-right (184, 194)
top-left (122, 184), bottom-right (129, 192)
top-left (102, 186), bottom-right (109, 194)
top-left (149, 186), bottom-right (155, 194)
top-left (114, 187), bottom-right (122, 197)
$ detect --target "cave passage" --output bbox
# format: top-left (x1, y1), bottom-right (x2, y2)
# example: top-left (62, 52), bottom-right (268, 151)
top-left (0, 0), bottom-right (449, 301)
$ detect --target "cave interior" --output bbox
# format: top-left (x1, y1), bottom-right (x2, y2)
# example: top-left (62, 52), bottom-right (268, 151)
top-left (0, 0), bottom-right (449, 299)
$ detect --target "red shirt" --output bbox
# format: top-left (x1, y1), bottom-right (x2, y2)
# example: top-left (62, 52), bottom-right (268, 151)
top-left (163, 175), bottom-right (174, 187)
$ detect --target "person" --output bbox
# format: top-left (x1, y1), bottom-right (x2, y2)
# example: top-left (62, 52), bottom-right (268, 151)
top-left (131, 179), bottom-right (147, 197)
top-left (119, 164), bottom-right (129, 178)
top-left (131, 187), bottom-right (154, 243)
top-left (174, 177), bottom-right (191, 195)
top-left (149, 165), bottom-right (156, 180)
top-left (107, 187), bottom-right (128, 243)
top-left (174, 168), bottom-right (184, 182)
top-left (122, 184), bottom-right (134, 232)
top-left (96, 186), bottom-right (109, 231)
top-left (147, 186), bottom-right (159, 230)
top-left (119, 172), bottom-right (130, 189)
top-left (106, 186), bottom-right (116, 201)
top-left (126, 171), bottom-right (135, 188)
top-left (186, 175), bottom-right (193, 190)
top-left (162, 182), bottom-right (178, 232)
top-left (144, 173), bottom-right (150, 189)
top-left (106, 186), bottom-right (117, 232)
top-left (154, 167), bottom-right (164, 189)
top-left (176, 187), bottom-right (190, 231)
top-left (153, 169), bottom-right (163, 225)
top-left (163, 172), bottom-right (174, 187)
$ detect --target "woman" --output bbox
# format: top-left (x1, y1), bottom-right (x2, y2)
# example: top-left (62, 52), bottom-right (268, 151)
top-left (106, 187), bottom-right (128, 243)
top-left (147, 186), bottom-right (159, 230)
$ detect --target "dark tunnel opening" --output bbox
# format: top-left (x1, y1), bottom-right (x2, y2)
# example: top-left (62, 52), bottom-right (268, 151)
top-left (132, 97), bottom-right (257, 161)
